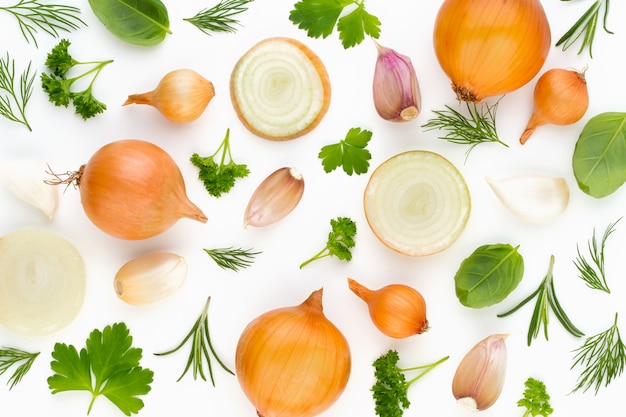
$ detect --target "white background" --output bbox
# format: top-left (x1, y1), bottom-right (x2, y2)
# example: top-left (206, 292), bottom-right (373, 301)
top-left (1, 0), bottom-right (626, 416)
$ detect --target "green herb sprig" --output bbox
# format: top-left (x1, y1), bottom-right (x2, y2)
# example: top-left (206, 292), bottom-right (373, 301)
top-left (0, 347), bottom-right (39, 390)
top-left (517, 377), bottom-right (553, 417)
top-left (556, 0), bottom-right (612, 58)
top-left (0, 53), bottom-right (34, 131)
top-left (300, 216), bottom-right (357, 269)
top-left (573, 217), bottom-right (619, 293)
top-left (185, 0), bottom-right (254, 35)
top-left (318, 127), bottom-right (372, 176)
top-left (0, 0), bottom-right (85, 47)
top-left (571, 312), bottom-right (626, 394)
top-left (498, 255), bottom-right (584, 346)
top-left (203, 246), bottom-right (260, 271)
top-left (155, 296), bottom-right (234, 384)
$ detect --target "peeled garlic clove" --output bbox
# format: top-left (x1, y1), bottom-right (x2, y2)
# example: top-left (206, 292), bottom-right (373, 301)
top-left (373, 40), bottom-right (421, 122)
top-left (452, 333), bottom-right (508, 411)
top-left (114, 252), bottom-right (187, 305)
top-left (244, 167), bottom-right (305, 228)
top-left (0, 159), bottom-right (59, 219)
top-left (486, 174), bottom-right (569, 223)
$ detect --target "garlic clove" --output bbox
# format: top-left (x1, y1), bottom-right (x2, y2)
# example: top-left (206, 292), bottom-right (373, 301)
top-left (114, 252), bottom-right (187, 305)
top-left (452, 333), bottom-right (508, 411)
top-left (0, 159), bottom-right (59, 219)
top-left (486, 174), bottom-right (569, 223)
top-left (244, 167), bottom-right (305, 228)
top-left (373, 40), bottom-right (421, 122)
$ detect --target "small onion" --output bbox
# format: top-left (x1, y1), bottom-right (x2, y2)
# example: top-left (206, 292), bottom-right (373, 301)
top-left (433, 0), bottom-right (551, 102)
top-left (50, 139), bottom-right (207, 240)
top-left (347, 278), bottom-right (428, 338)
top-left (235, 288), bottom-right (351, 417)
top-left (123, 69), bottom-right (215, 123)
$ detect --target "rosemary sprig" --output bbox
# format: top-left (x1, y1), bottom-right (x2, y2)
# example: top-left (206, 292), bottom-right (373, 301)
top-left (155, 296), bottom-right (234, 384)
top-left (0, 0), bottom-right (86, 47)
top-left (573, 217), bottom-right (619, 293)
top-left (204, 246), bottom-right (260, 271)
top-left (422, 100), bottom-right (508, 157)
top-left (498, 255), bottom-right (584, 346)
top-left (556, 0), bottom-right (612, 58)
top-left (0, 53), bottom-right (34, 131)
top-left (0, 347), bottom-right (40, 390)
top-left (571, 312), bottom-right (626, 394)
top-left (184, 0), bottom-right (255, 35)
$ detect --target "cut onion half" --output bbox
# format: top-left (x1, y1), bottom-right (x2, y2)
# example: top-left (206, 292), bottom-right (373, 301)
top-left (364, 151), bottom-right (471, 256)
top-left (230, 37), bottom-right (331, 140)
top-left (0, 229), bottom-right (86, 335)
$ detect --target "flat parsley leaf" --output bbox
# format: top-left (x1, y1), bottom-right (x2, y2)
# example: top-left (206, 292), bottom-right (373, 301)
top-left (319, 127), bottom-right (372, 175)
top-left (289, 0), bottom-right (381, 48)
top-left (48, 322), bottom-right (154, 416)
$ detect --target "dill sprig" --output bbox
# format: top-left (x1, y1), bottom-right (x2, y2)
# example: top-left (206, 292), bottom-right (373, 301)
top-left (556, 0), bottom-right (612, 58)
top-left (0, 52), bottom-right (35, 131)
top-left (422, 100), bottom-right (508, 157)
top-left (204, 246), bottom-right (260, 271)
top-left (0, 0), bottom-right (86, 47)
top-left (184, 0), bottom-right (255, 35)
top-left (498, 255), bottom-right (584, 346)
top-left (571, 312), bottom-right (626, 394)
top-left (0, 347), bottom-right (40, 390)
top-left (573, 217), bottom-right (619, 293)
top-left (155, 296), bottom-right (234, 384)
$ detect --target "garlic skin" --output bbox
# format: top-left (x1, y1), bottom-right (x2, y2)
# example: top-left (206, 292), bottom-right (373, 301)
top-left (486, 175), bottom-right (569, 223)
top-left (244, 167), bottom-right (305, 228)
top-left (373, 41), bottom-right (421, 122)
top-left (0, 159), bottom-right (59, 219)
top-left (452, 333), bottom-right (508, 411)
top-left (114, 252), bottom-right (187, 305)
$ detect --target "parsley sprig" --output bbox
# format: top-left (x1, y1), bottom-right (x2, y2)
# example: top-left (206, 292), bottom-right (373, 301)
top-left (48, 322), bottom-right (154, 416)
top-left (184, 0), bottom-right (254, 35)
top-left (190, 128), bottom-right (250, 198)
top-left (573, 217), bottom-right (619, 293)
top-left (371, 350), bottom-right (449, 417)
top-left (498, 255), bottom-right (584, 346)
top-left (571, 312), bottom-right (626, 394)
top-left (556, 0), bottom-right (612, 58)
top-left (289, 0), bottom-right (381, 49)
top-left (0, 0), bottom-right (85, 47)
top-left (517, 377), bottom-right (553, 417)
top-left (319, 127), bottom-right (372, 175)
top-left (0, 347), bottom-right (39, 390)
top-left (40, 39), bottom-right (113, 120)
top-left (0, 52), bottom-right (34, 131)
top-left (203, 246), bottom-right (260, 271)
top-left (300, 216), bottom-right (356, 268)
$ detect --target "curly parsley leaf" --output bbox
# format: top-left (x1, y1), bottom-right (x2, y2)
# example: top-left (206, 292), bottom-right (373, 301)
top-left (48, 322), bottom-right (154, 416)
top-left (518, 377), bottom-right (553, 417)
top-left (319, 127), bottom-right (372, 175)
top-left (190, 128), bottom-right (250, 198)
top-left (289, 0), bottom-right (381, 48)
top-left (300, 216), bottom-right (356, 268)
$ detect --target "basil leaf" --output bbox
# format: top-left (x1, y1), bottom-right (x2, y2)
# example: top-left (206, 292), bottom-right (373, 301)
top-left (572, 112), bottom-right (626, 198)
top-left (454, 243), bottom-right (524, 308)
top-left (88, 0), bottom-right (172, 46)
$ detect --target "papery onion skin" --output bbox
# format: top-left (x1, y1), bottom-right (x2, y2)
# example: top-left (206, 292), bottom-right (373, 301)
top-left (433, 0), bottom-right (551, 102)
top-left (348, 278), bottom-right (428, 338)
top-left (123, 69), bottom-right (215, 123)
top-left (235, 289), bottom-right (351, 417)
top-left (78, 139), bottom-right (207, 240)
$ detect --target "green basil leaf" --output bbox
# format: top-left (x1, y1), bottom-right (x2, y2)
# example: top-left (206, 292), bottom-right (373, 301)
top-left (572, 112), bottom-right (626, 198)
top-left (88, 0), bottom-right (172, 46)
top-left (454, 243), bottom-right (524, 308)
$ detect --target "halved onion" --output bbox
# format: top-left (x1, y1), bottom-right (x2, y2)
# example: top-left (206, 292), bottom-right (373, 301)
top-left (230, 37), bottom-right (331, 141)
top-left (364, 151), bottom-right (471, 256)
top-left (0, 229), bottom-right (86, 335)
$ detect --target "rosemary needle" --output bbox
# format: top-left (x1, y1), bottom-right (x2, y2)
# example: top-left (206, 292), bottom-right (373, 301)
top-left (0, 347), bottom-right (40, 390)
top-left (184, 0), bottom-right (255, 35)
top-left (573, 217), bottom-right (619, 293)
top-left (204, 246), bottom-right (260, 271)
top-left (556, 0), bottom-right (613, 58)
top-left (0, 53), bottom-right (35, 131)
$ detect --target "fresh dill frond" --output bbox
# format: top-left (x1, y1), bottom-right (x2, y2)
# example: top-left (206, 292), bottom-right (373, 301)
top-left (0, 53), bottom-right (35, 131)
top-left (573, 217), bottom-right (620, 293)
top-left (0, 347), bottom-right (40, 389)
top-left (204, 246), bottom-right (260, 271)
top-left (184, 0), bottom-right (255, 35)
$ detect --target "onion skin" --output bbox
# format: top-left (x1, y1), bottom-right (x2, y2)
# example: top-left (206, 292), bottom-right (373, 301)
top-left (123, 69), bottom-right (215, 123)
top-left (347, 278), bottom-right (428, 338)
top-left (235, 289), bottom-right (351, 417)
top-left (520, 68), bottom-right (589, 144)
top-left (433, 0), bottom-right (551, 102)
top-left (79, 139), bottom-right (207, 240)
